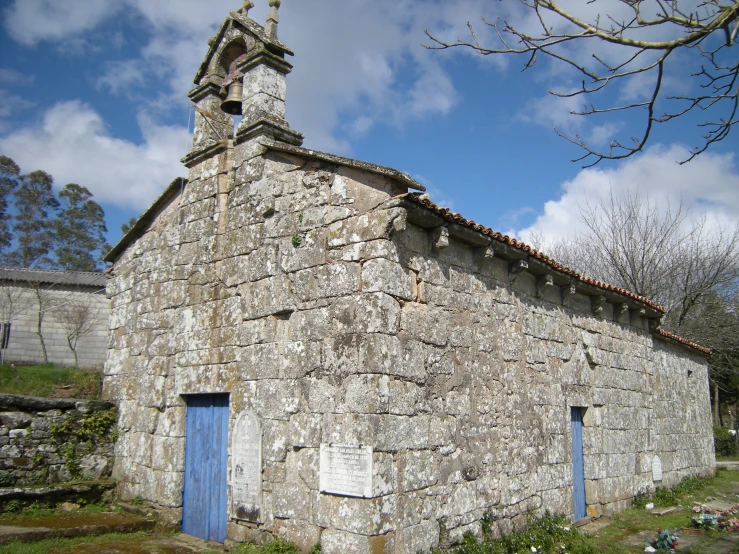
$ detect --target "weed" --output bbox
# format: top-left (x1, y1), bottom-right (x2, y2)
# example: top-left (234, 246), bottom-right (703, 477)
top-left (421, 512), bottom-right (596, 554)
top-left (5, 499), bottom-right (22, 513)
top-left (633, 490), bottom-right (650, 510)
top-left (63, 443), bottom-right (81, 480)
top-left (50, 407), bottom-right (118, 450)
top-left (231, 539), bottom-right (300, 553)
top-left (291, 234), bottom-right (303, 247)
top-left (31, 451), bottom-right (43, 468)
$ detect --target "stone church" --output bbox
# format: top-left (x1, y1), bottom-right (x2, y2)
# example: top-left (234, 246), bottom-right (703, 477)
top-left (102, 2), bottom-right (714, 553)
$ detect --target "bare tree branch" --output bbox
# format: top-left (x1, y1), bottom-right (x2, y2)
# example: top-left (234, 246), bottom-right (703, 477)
top-left (425, 0), bottom-right (739, 166)
top-left (53, 292), bottom-right (102, 369)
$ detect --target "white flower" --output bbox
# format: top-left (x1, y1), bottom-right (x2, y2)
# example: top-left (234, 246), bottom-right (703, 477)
top-left (645, 547), bottom-right (657, 553)
top-left (563, 526), bottom-right (570, 531)
top-left (645, 503), bottom-right (654, 510)
top-left (531, 548), bottom-right (537, 553)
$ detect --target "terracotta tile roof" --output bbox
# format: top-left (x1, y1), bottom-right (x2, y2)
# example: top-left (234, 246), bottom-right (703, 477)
top-left (402, 193), bottom-right (666, 312)
top-left (654, 329), bottom-right (712, 355)
top-left (401, 193), bottom-right (716, 355)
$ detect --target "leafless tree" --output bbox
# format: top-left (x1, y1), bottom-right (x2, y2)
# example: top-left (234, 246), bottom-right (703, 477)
top-left (425, 1), bottom-right (738, 167)
top-left (28, 282), bottom-right (58, 365)
top-left (0, 284), bottom-right (31, 364)
top-left (53, 293), bottom-right (102, 369)
top-left (544, 191), bottom-right (739, 317)
top-left (537, 190), bottom-right (739, 423)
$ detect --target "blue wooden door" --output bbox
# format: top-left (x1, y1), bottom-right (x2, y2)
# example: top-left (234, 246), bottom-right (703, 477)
top-left (571, 407), bottom-right (587, 520)
top-left (182, 394), bottom-right (229, 542)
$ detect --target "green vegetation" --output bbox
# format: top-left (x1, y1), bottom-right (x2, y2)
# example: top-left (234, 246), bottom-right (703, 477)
top-left (425, 512), bottom-right (596, 554)
top-left (0, 501), bottom-right (114, 521)
top-left (714, 426), bottom-right (739, 457)
top-left (0, 532), bottom-right (147, 554)
top-left (0, 363), bottom-right (102, 399)
top-left (48, 406), bottom-right (118, 479)
top-left (230, 539), bottom-right (301, 554)
top-left (415, 471), bottom-right (739, 554)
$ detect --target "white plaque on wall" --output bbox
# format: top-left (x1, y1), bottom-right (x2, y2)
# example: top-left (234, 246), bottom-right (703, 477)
top-left (652, 455), bottom-right (663, 482)
top-left (231, 410), bottom-right (262, 522)
top-left (319, 444), bottom-right (373, 498)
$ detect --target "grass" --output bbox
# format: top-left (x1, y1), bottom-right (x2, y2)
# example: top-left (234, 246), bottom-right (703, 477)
top-left (422, 470), bottom-right (739, 554)
top-left (0, 363), bottom-right (102, 399)
top-left (0, 532), bottom-right (148, 554)
top-left (0, 502), bottom-right (115, 521)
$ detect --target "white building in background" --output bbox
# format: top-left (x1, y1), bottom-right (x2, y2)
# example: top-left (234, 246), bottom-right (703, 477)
top-left (0, 267), bottom-right (110, 369)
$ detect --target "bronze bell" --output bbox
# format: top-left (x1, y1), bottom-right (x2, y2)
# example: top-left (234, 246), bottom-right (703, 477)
top-left (220, 81), bottom-right (243, 115)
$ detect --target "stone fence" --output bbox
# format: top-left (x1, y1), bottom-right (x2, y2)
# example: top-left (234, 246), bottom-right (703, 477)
top-left (0, 394), bottom-right (117, 489)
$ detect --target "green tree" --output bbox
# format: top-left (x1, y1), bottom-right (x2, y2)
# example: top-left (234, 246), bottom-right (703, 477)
top-left (54, 184), bottom-right (109, 271)
top-left (9, 170), bottom-right (59, 268)
top-left (0, 156), bottom-right (20, 256)
top-left (121, 217), bottom-right (137, 236)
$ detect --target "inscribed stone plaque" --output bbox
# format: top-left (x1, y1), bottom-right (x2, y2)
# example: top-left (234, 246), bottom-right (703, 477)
top-left (319, 444), bottom-right (373, 498)
top-left (231, 410), bottom-right (262, 521)
top-left (652, 455), bottom-right (663, 482)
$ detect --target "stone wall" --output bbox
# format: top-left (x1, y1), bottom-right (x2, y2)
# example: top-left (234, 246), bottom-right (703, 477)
top-left (1, 283), bottom-right (110, 369)
top-left (0, 394), bottom-right (116, 488)
top-left (104, 141), bottom-right (714, 554)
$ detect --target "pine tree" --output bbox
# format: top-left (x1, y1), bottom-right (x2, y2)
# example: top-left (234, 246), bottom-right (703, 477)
top-left (54, 184), bottom-right (108, 271)
top-left (121, 217), bottom-right (137, 236)
top-left (0, 156), bottom-right (20, 257)
top-left (9, 170), bottom-right (59, 268)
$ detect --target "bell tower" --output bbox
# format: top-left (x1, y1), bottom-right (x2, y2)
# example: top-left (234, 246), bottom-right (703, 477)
top-left (185, 0), bottom-right (302, 164)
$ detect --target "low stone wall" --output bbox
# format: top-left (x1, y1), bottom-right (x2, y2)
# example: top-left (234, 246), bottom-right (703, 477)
top-left (0, 394), bottom-right (117, 488)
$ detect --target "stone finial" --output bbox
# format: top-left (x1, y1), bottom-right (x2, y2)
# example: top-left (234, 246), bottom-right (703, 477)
top-left (240, 0), bottom-right (255, 16)
top-left (266, 0), bottom-right (281, 39)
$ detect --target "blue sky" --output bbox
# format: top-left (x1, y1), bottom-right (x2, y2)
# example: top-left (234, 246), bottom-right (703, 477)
top-left (0, 0), bottom-right (737, 252)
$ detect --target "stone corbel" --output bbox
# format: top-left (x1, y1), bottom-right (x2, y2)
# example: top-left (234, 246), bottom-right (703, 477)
top-left (647, 318), bottom-right (662, 332)
top-left (561, 283), bottom-right (577, 304)
top-left (508, 259), bottom-right (528, 283)
top-left (536, 274), bottom-right (554, 299)
top-left (616, 303), bottom-right (630, 320)
top-left (592, 296), bottom-right (607, 317)
top-left (431, 226), bottom-right (449, 250)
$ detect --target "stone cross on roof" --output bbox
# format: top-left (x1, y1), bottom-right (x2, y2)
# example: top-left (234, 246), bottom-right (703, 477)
top-left (266, 0), bottom-right (281, 39)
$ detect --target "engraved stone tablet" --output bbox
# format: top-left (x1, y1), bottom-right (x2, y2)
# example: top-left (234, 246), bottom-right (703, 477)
top-left (652, 455), bottom-right (663, 482)
top-left (319, 444), bottom-right (373, 498)
top-left (231, 410), bottom-right (262, 521)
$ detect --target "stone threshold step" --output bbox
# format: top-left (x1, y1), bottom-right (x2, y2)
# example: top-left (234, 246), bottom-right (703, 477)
top-left (0, 512), bottom-right (156, 545)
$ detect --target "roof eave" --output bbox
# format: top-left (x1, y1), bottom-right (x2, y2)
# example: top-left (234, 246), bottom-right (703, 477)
top-left (104, 177), bottom-right (187, 264)
top-left (261, 139), bottom-right (426, 192)
top-left (397, 193), bottom-right (667, 317)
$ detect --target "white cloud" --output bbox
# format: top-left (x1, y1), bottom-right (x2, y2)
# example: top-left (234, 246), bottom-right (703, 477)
top-left (3, 0), bottom-right (119, 46)
top-left (516, 144), bottom-right (739, 248)
top-left (4, 0), bottom-right (471, 155)
top-left (0, 101), bottom-right (188, 210)
top-left (0, 68), bottom-right (34, 86)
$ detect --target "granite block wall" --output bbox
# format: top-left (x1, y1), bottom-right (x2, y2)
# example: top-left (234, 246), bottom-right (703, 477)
top-left (0, 394), bottom-right (116, 488)
top-left (103, 139), bottom-right (714, 554)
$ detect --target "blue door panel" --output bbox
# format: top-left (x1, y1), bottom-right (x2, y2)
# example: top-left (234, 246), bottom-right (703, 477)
top-left (571, 407), bottom-right (587, 520)
top-left (183, 394), bottom-right (229, 542)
